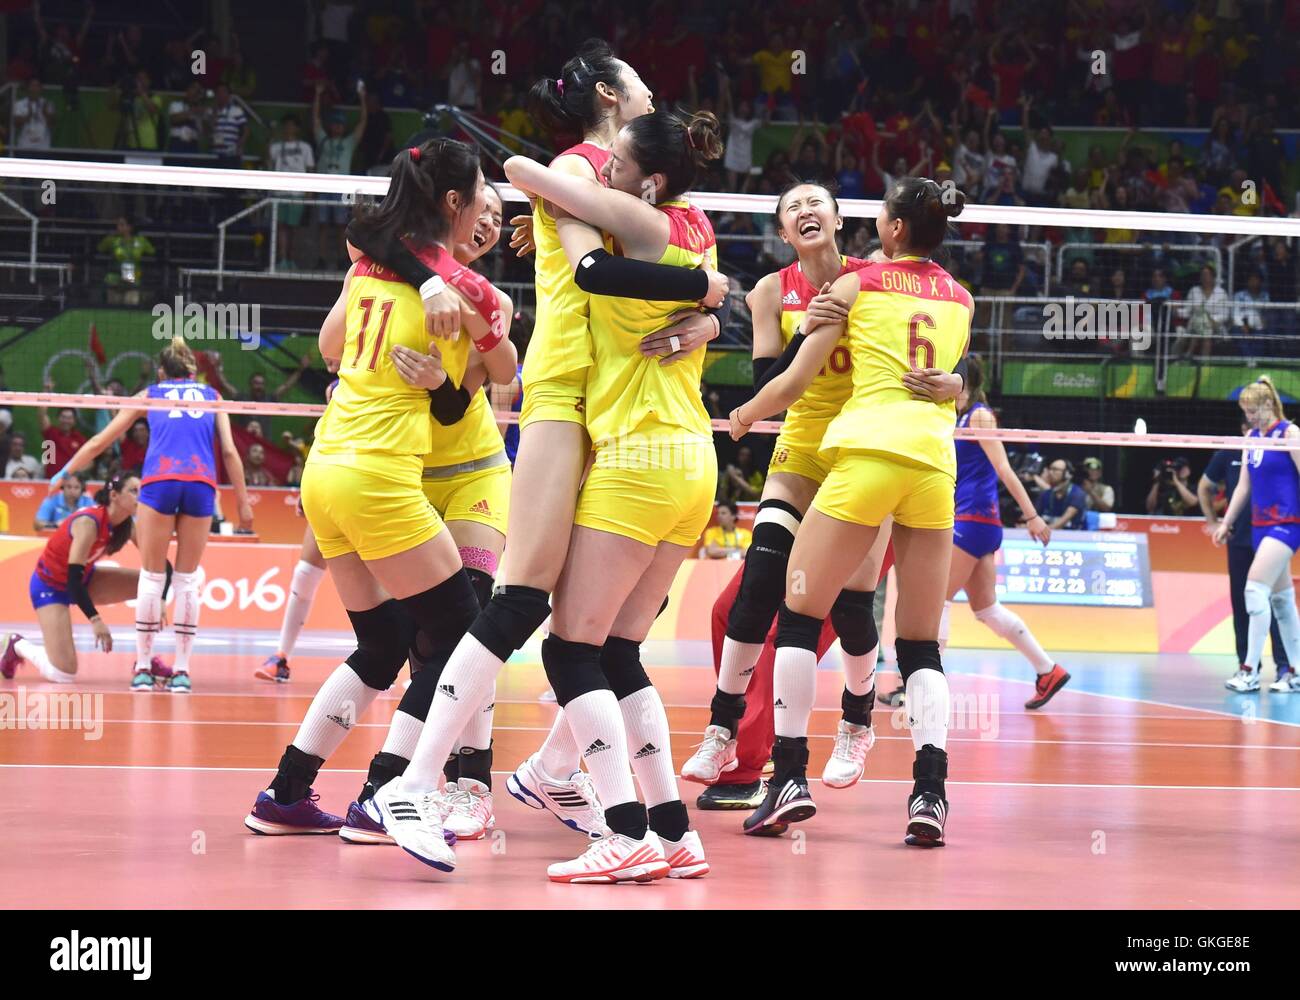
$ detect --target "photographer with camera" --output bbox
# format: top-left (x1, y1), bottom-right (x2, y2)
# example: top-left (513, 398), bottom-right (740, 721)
top-left (1035, 458), bottom-right (1088, 530)
top-left (1146, 455), bottom-right (1197, 515)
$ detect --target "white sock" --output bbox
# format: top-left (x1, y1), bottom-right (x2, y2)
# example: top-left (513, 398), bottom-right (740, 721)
top-left (1244, 580), bottom-right (1273, 670)
top-left (291, 663), bottom-right (383, 760)
top-left (905, 668), bottom-right (951, 752)
top-left (171, 571), bottom-right (201, 674)
top-left (380, 709), bottom-right (423, 761)
top-left (134, 570), bottom-right (165, 670)
top-left (16, 639), bottom-right (74, 682)
top-left (619, 686), bottom-right (679, 808)
top-left (773, 645), bottom-right (817, 738)
top-left (974, 602), bottom-right (1054, 674)
top-left (718, 637), bottom-right (765, 695)
top-left (842, 645), bottom-right (877, 696)
top-left (400, 634), bottom-right (502, 793)
top-left (538, 707), bottom-right (582, 778)
top-left (458, 683), bottom-right (496, 750)
top-left (277, 560), bottom-right (326, 658)
top-left (563, 688), bottom-right (637, 808)
top-left (1268, 588), bottom-right (1300, 668)
top-left (938, 600), bottom-right (952, 653)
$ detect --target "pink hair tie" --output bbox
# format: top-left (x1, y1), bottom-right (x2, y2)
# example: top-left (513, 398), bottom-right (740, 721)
top-left (408, 146), bottom-right (421, 161)
top-left (556, 78), bottom-right (565, 95)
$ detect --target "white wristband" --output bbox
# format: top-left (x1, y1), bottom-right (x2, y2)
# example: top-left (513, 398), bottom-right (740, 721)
top-left (419, 275), bottom-right (447, 301)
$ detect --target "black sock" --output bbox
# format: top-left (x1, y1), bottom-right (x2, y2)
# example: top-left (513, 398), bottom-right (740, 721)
top-left (358, 750), bottom-right (408, 803)
top-left (270, 745), bottom-right (324, 804)
top-left (842, 687), bottom-right (875, 727)
top-left (771, 735), bottom-right (809, 782)
top-left (647, 800), bottom-right (689, 841)
top-left (708, 689), bottom-right (746, 733)
top-left (457, 743), bottom-right (493, 790)
top-left (605, 801), bottom-right (649, 839)
top-left (913, 744), bottom-right (948, 799)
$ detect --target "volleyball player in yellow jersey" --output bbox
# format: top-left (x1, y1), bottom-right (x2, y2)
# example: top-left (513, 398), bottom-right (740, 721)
top-left (681, 182), bottom-right (964, 805)
top-left (732, 177), bottom-right (970, 847)
top-left (245, 141), bottom-right (515, 865)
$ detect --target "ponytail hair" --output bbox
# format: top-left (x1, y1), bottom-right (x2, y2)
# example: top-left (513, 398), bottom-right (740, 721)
top-left (96, 471), bottom-right (140, 554)
top-left (965, 353), bottom-right (988, 409)
top-left (1240, 374), bottom-right (1287, 422)
top-left (882, 176), bottom-right (965, 255)
top-left (350, 138), bottom-right (482, 251)
top-left (528, 39), bottom-right (628, 138)
top-left (159, 335), bottom-right (196, 378)
top-left (622, 110), bottom-right (723, 201)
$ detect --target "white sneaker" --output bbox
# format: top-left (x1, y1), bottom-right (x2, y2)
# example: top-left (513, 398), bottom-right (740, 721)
top-left (1268, 671), bottom-right (1300, 693)
top-left (506, 752), bottom-right (608, 838)
top-left (366, 780), bottom-right (456, 872)
top-left (442, 778), bottom-right (495, 840)
top-left (680, 724), bottom-right (739, 785)
top-left (547, 832), bottom-right (669, 884)
top-left (660, 829), bottom-right (709, 879)
top-left (1225, 669), bottom-right (1261, 692)
top-left (822, 720), bottom-right (876, 789)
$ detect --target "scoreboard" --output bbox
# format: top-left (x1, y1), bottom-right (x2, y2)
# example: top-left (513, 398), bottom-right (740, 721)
top-left (953, 529), bottom-right (1152, 608)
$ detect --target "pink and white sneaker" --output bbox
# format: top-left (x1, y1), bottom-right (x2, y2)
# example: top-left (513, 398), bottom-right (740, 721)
top-left (660, 830), bottom-right (709, 878)
top-left (1, 633), bottom-right (21, 680)
top-left (441, 779), bottom-right (495, 841)
top-left (547, 832), bottom-right (670, 884)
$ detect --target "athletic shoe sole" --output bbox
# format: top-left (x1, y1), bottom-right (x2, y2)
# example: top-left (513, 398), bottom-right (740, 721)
top-left (904, 817), bottom-right (946, 848)
top-left (743, 799), bottom-right (816, 836)
top-left (1025, 670), bottom-right (1071, 710)
top-left (695, 786), bottom-right (766, 810)
top-left (549, 859), bottom-right (670, 885)
top-left (680, 758), bottom-right (739, 786)
top-left (253, 669), bottom-right (290, 683)
top-left (338, 824), bottom-right (395, 845)
top-left (822, 768), bottom-right (865, 790)
top-left (506, 772), bottom-right (598, 838)
top-left (243, 814), bottom-right (341, 836)
top-left (399, 846), bottom-right (455, 872)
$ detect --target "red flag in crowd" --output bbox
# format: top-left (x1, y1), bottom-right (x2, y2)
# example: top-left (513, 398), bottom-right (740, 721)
top-left (88, 323), bottom-right (107, 365)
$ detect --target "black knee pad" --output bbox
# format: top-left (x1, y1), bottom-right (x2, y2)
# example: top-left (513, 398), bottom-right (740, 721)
top-left (830, 589), bottom-right (878, 656)
top-left (726, 499), bottom-right (801, 643)
top-left (466, 567), bottom-right (495, 610)
top-left (470, 585), bottom-right (551, 662)
top-left (346, 600), bottom-right (414, 690)
top-left (601, 636), bottom-right (651, 700)
top-left (895, 638), bottom-right (943, 683)
top-left (541, 634), bottom-right (608, 707)
top-left (401, 570), bottom-right (481, 657)
top-left (396, 662), bottom-right (441, 721)
top-left (774, 602), bottom-right (823, 651)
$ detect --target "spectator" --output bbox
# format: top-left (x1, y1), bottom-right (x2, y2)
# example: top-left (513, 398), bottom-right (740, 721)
top-left (446, 41), bottom-right (482, 112)
top-left (13, 78), bottom-right (55, 150)
top-left (1018, 97), bottom-right (1058, 206)
top-left (494, 82), bottom-right (535, 155)
top-left (1147, 456), bottom-right (1198, 515)
top-left (976, 224), bottom-right (1025, 335)
top-left (980, 110), bottom-right (1018, 199)
top-left (313, 80), bottom-right (367, 270)
top-left (1175, 265), bottom-right (1231, 358)
top-left (97, 216), bottom-right (155, 305)
top-left (34, 474), bottom-right (93, 530)
top-left (244, 442), bottom-right (278, 486)
top-left (165, 81), bottom-right (209, 159)
top-left (223, 42), bottom-right (258, 101)
top-left (211, 82), bottom-right (249, 169)
top-left (1035, 459), bottom-right (1088, 530)
top-left (1062, 258), bottom-right (1099, 298)
top-left (724, 95), bottom-right (765, 193)
top-left (951, 128), bottom-right (985, 193)
top-left (1079, 457), bottom-right (1114, 513)
top-left (1144, 267), bottom-right (1180, 336)
top-left (1265, 239), bottom-right (1297, 313)
top-left (357, 91), bottom-right (394, 170)
top-left (700, 501), bottom-right (752, 559)
top-left (268, 115), bottom-right (315, 271)
top-left (120, 418), bottom-right (149, 473)
top-left (833, 143), bottom-right (866, 200)
top-left (0, 407), bottom-right (12, 460)
top-left (6, 434), bottom-right (43, 479)
top-left (210, 359), bottom-right (312, 437)
top-left (300, 41), bottom-right (337, 104)
top-left (1231, 271), bottom-right (1272, 356)
top-left (39, 401), bottom-right (87, 478)
top-left (33, 0), bottom-right (93, 87)
top-left (752, 32), bottom-right (794, 110)
top-left (120, 71), bottom-right (162, 152)
top-left (721, 445), bottom-right (765, 503)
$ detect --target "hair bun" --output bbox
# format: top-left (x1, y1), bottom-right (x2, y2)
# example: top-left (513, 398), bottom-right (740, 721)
top-left (943, 187), bottom-right (966, 218)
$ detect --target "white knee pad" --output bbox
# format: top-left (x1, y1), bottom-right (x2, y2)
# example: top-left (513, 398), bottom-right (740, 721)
top-left (1245, 580), bottom-right (1272, 617)
top-left (1270, 587), bottom-right (1297, 616)
top-left (973, 602), bottom-right (1022, 640)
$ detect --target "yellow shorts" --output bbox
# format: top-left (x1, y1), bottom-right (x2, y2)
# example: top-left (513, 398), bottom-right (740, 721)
top-left (302, 453), bottom-right (444, 561)
top-left (520, 368), bottom-right (588, 429)
top-left (813, 451), bottom-right (954, 530)
top-left (422, 457), bottom-right (510, 535)
top-left (575, 436), bottom-right (717, 547)
top-left (768, 430), bottom-right (832, 486)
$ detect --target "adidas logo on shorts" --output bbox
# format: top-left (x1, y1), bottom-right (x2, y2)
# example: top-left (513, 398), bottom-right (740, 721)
top-left (438, 683), bottom-right (458, 701)
top-left (470, 499), bottom-right (491, 515)
top-left (781, 289), bottom-right (802, 306)
top-left (633, 743), bottom-right (658, 759)
top-left (584, 738), bottom-right (611, 757)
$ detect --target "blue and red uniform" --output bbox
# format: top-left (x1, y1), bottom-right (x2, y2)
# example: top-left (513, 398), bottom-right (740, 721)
top-left (953, 403), bottom-right (1003, 559)
top-left (504, 363), bottom-right (523, 466)
top-left (1248, 420), bottom-right (1300, 552)
top-left (138, 379), bottom-right (219, 518)
top-left (30, 506), bottom-right (113, 609)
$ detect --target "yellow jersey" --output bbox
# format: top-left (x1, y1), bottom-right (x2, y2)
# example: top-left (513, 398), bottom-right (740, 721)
top-left (522, 142), bottom-right (611, 386)
top-left (311, 258), bottom-right (434, 461)
top-left (774, 255), bottom-right (864, 452)
top-left (821, 256), bottom-right (973, 477)
top-left (584, 199), bottom-right (716, 446)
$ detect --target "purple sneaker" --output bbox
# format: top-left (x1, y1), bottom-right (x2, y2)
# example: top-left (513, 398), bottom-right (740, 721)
top-left (149, 656), bottom-right (173, 682)
top-left (339, 800), bottom-right (456, 846)
top-left (244, 790), bottom-right (344, 835)
top-left (1, 633), bottom-right (21, 680)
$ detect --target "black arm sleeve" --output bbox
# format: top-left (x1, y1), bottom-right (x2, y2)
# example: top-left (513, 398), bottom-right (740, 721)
top-left (65, 564), bottom-right (99, 621)
top-left (345, 220), bottom-right (434, 291)
top-left (429, 378), bottom-right (473, 425)
top-left (705, 292), bottom-right (733, 341)
top-left (753, 333), bottom-right (806, 392)
top-left (573, 247), bottom-right (710, 300)
top-left (162, 560), bottom-right (174, 600)
top-left (953, 355), bottom-right (968, 389)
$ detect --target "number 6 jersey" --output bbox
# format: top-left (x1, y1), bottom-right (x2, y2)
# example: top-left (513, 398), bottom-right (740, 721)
top-left (820, 256), bottom-right (973, 478)
top-left (142, 379), bottom-right (220, 486)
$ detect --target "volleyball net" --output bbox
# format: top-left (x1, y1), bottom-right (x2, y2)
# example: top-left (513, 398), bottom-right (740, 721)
top-left (1, 156), bottom-right (1299, 522)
